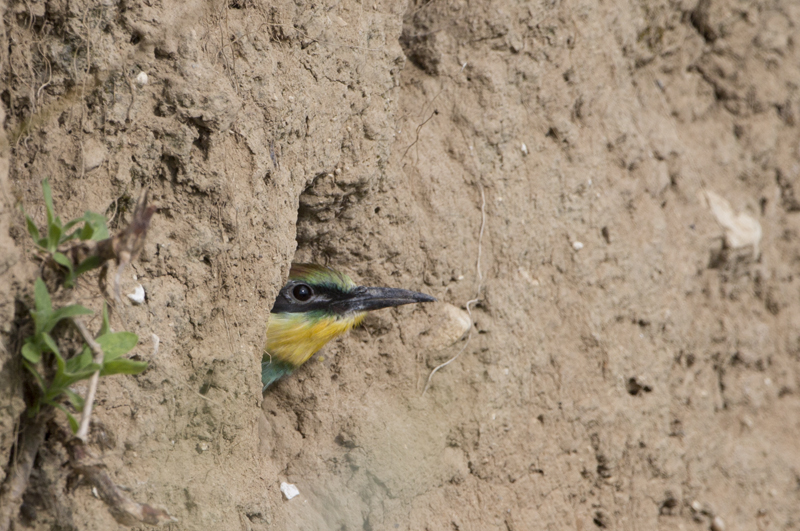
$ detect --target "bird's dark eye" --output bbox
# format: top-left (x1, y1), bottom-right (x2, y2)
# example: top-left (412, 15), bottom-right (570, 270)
top-left (292, 284), bottom-right (313, 301)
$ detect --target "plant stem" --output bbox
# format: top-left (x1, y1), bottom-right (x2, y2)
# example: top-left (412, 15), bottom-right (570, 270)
top-left (64, 435), bottom-right (176, 526)
top-left (71, 319), bottom-right (104, 442)
top-left (0, 410), bottom-right (51, 531)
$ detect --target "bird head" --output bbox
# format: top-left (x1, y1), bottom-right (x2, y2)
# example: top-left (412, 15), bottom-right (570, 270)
top-left (271, 263), bottom-right (436, 316)
top-left (262, 263), bottom-right (436, 390)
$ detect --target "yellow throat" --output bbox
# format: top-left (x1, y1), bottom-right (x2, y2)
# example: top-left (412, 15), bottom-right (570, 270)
top-left (265, 311), bottom-right (367, 368)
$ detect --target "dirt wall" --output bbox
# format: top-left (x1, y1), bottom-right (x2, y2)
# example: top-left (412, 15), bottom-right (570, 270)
top-left (1, 0), bottom-right (799, 529)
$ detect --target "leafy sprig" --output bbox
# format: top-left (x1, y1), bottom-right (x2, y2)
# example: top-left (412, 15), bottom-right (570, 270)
top-left (20, 180), bottom-right (148, 432)
top-left (22, 279), bottom-right (146, 431)
top-left (23, 179), bottom-right (110, 287)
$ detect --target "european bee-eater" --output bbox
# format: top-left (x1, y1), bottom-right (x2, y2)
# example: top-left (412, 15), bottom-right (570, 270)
top-left (262, 263), bottom-right (436, 390)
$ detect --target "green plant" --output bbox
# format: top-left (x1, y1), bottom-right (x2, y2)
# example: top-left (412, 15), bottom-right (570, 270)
top-left (0, 183), bottom-right (163, 530)
top-left (20, 180), bottom-right (147, 432)
top-left (23, 179), bottom-right (109, 287)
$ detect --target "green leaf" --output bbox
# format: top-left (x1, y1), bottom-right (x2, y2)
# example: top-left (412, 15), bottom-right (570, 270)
top-left (78, 222), bottom-right (93, 241)
top-left (51, 340), bottom-right (66, 373)
top-left (80, 211), bottom-right (110, 241)
top-left (41, 333), bottom-right (60, 356)
top-left (49, 363), bottom-right (100, 395)
top-left (62, 217), bottom-right (82, 232)
top-left (66, 346), bottom-right (93, 373)
top-left (44, 304), bottom-right (93, 333)
top-left (46, 220), bottom-right (62, 253)
top-left (75, 255), bottom-right (104, 276)
top-left (53, 252), bottom-right (73, 273)
top-left (23, 359), bottom-right (47, 391)
top-left (99, 302), bottom-right (110, 336)
top-left (100, 358), bottom-right (148, 376)
top-left (64, 388), bottom-right (85, 411)
top-left (25, 214), bottom-right (41, 243)
top-left (97, 332), bottom-right (138, 362)
top-left (32, 278), bottom-right (54, 335)
top-left (54, 404), bottom-right (79, 433)
top-left (63, 274), bottom-right (76, 289)
top-left (32, 312), bottom-right (49, 336)
top-left (33, 277), bottom-right (52, 314)
top-left (61, 217), bottom-right (84, 244)
top-left (21, 341), bottom-right (42, 363)
top-left (42, 179), bottom-right (55, 227)
top-left (49, 303), bottom-right (93, 320)
top-left (44, 382), bottom-right (65, 405)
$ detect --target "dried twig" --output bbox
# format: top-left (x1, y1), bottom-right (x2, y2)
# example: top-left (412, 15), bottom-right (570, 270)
top-left (66, 187), bottom-right (155, 307)
top-left (70, 318), bottom-right (104, 442)
top-left (112, 187), bottom-right (154, 307)
top-left (0, 411), bottom-right (52, 531)
top-left (60, 431), bottom-right (176, 526)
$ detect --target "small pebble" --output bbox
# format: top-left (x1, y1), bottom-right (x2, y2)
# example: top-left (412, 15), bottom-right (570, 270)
top-left (416, 303), bottom-right (472, 351)
top-left (280, 482), bottom-right (300, 500)
top-left (572, 241), bottom-right (584, 250)
top-left (711, 516), bottom-right (725, 531)
top-left (521, 143), bottom-right (528, 155)
top-left (135, 72), bottom-right (149, 86)
top-left (127, 284), bottom-right (146, 304)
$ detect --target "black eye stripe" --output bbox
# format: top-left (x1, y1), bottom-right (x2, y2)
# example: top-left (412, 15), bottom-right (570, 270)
top-left (272, 282), bottom-right (350, 314)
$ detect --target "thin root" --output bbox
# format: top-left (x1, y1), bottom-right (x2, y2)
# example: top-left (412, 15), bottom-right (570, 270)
top-left (423, 182), bottom-right (485, 395)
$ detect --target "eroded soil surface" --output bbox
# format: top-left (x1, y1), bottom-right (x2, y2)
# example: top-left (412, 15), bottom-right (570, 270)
top-left (2, 0), bottom-right (800, 529)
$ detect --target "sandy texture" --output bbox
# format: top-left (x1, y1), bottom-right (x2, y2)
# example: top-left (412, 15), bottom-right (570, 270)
top-left (1, 0), bottom-right (799, 529)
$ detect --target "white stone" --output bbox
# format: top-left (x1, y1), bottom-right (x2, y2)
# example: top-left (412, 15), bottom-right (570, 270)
top-left (135, 71), bottom-right (149, 86)
top-left (703, 190), bottom-right (762, 257)
top-left (428, 304), bottom-right (472, 351)
top-left (572, 241), bottom-right (584, 250)
top-left (82, 139), bottom-right (106, 172)
top-left (127, 284), bottom-right (146, 304)
top-left (280, 482), bottom-right (300, 500)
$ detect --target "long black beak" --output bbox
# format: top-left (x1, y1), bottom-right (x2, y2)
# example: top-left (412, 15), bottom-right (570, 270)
top-left (332, 286), bottom-right (436, 314)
